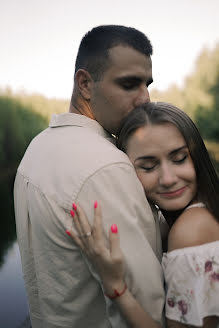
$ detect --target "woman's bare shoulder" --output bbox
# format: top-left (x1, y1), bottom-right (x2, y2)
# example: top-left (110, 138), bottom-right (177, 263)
top-left (168, 206), bottom-right (219, 252)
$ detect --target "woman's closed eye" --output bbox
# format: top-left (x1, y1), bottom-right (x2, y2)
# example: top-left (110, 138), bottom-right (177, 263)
top-left (140, 161), bottom-right (158, 172)
top-left (141, 165), bottom-right (156, 172)
top-left (172, 153), bottom-right (188, 164)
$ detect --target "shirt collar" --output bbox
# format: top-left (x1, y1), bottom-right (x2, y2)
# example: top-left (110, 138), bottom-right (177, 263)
top-left (49, 113), bottom-right (114, 141)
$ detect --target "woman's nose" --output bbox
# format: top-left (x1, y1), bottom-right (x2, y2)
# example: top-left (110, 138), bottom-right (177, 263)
top-left (159, 165), bottom-right (178, 187)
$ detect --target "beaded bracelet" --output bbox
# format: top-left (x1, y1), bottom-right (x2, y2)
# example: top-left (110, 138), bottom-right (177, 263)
top-left (104, 283), bottom-right (127, 299)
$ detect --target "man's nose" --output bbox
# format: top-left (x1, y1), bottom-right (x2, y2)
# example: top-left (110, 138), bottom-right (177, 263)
top-left (133, 85), bottom-right (150, 107)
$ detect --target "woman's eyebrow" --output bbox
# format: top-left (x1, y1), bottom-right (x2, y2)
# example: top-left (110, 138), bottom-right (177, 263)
top-left (134, 145), bottom-right (188, 164)
top-left (169, 145), bottom-right (187, 155)
top-left (134, 155), bottom-right (155, 164)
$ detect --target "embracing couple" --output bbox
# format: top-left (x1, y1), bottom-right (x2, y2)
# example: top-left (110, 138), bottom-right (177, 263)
top-left (14, 25), bottom-right (219, 328)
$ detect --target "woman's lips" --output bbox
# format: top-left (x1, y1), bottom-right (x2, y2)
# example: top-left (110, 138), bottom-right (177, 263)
top-left (158, 186), bottom-right (187, 198)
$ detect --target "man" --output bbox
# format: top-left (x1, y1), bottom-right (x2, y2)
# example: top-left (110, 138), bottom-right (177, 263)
top-left (14, 25), bottom-right (165, 327)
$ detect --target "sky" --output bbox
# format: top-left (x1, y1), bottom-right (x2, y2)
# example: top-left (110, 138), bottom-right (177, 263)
top-left (1, 0), bottom-right (219, 99)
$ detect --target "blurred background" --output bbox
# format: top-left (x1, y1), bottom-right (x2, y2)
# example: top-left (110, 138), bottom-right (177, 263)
top-left (1, 0), bottom-right (219, 326)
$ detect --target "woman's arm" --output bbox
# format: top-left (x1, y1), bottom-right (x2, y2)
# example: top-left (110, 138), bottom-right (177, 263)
top-left (114, 288), bottom-right (162, 328)
top-left (166, 207), bottom-right (219, 328)
top-left (66, 202), bottom-right (161, 328)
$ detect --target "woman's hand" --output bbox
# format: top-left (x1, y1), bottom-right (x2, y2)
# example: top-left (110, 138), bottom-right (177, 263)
top-left (66, 202), bottom-right (126, 295)
top-left (66, 202), bottom-right (162, 328)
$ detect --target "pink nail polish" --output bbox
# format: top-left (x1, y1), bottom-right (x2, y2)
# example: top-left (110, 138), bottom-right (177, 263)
top-left (66, 230), bottom-right (71, 236)
top-left (94, 201), bottom-right (98, 209)
top-left (111, 224), bottom-right (118, 234)
top-left (72, 203), bottom-right (77, 211)
top-left (70, 210), bottom-right (75, 217)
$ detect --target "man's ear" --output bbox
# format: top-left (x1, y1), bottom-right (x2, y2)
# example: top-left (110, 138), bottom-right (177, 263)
top-left (75, 69), bottom-right (93, 100)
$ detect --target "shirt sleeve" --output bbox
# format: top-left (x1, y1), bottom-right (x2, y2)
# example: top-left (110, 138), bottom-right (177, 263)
top-left (162, 241), bottom-right (219, 326)
top-left (69, 162), bottom-right (165, 326)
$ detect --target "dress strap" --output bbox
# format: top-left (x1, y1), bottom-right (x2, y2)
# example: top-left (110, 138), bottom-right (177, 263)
top-left (185, 202), bottom-right (206, 210)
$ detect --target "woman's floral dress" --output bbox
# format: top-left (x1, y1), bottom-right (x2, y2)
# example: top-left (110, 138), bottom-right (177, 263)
top-left (162, 203), bottom-right (219, 326)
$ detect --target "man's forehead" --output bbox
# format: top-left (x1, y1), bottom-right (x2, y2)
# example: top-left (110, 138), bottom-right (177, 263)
top-left (105, 46), bottom-right (152, 76)
top-left (108, 44), bottom-right (150, 62)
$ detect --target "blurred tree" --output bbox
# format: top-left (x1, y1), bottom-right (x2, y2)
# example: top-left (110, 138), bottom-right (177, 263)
top-left (1, 88), bottom-right (68, 120)
top-left (151, 83), bottom-right (185, 110)
top-left (182, 47), bottom-right (214, 119)
top-left (0, 95), bottom-right (47, 267)
top-left (151, 43), bottom-right (219, 143)
top-left (194, 45), bottom-right (219, 141)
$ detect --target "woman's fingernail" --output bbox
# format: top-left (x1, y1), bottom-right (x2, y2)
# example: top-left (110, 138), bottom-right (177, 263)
top-left (70, 210), bottom-right (75, 217)
top-left (94, 201), bottom-right (98, 209)
top-left (66, 230), bottom-right (71, 236)
top-left (111, 224), bottom-right (118, 234)
top-left (72, 203), bottom-right (77, 211)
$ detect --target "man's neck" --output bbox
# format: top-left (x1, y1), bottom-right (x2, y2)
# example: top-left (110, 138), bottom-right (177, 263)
top-left (69, 96), bottom-right (95, 120)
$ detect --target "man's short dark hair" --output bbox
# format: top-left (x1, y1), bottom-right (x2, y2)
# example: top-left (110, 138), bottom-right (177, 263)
top-left (74, 25), bottom-right (153, 81)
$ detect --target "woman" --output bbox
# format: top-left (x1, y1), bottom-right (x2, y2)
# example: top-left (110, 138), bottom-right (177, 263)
top-left (66, 102), bottom-right (219, 327)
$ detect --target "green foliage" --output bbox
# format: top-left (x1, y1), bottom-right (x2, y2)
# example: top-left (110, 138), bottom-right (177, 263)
top-left (1, 88), bottom-right (68, 120)
top-left (0, 96), bottom-right (47, 167)
top-left (0, 95), bottom-right (47, 266)
top-left (151, 42), bottom-right (219, 144)
top-left (151, 84), bottom-right (185, 111)
top-left (195, 105), bottom-right (219, 141)
top-left (194, 58), bottom-right (219, 142)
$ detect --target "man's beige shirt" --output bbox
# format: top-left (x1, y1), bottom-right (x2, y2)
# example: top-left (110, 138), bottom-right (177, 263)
top-left (14, 113), bottom-right (165, 327)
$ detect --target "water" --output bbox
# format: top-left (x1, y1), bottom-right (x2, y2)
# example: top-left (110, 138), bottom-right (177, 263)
top-left (0, 241), bottom-right (31, 328)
